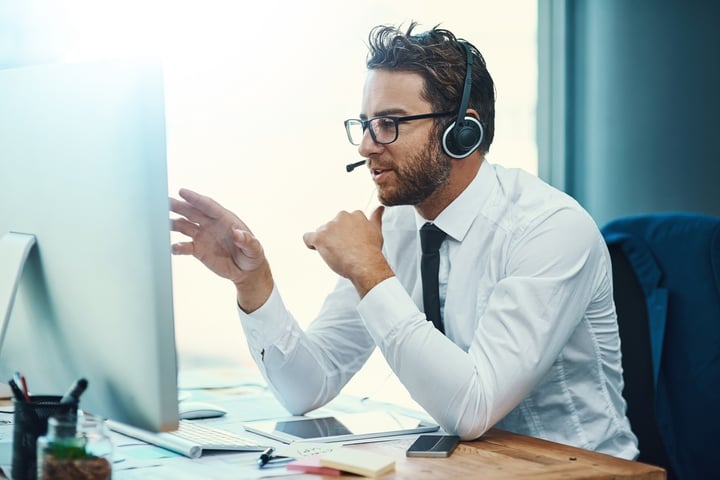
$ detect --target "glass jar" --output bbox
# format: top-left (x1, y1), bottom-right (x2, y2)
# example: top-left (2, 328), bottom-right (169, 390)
top-left (77, 412), bottom-right (113, 468)
top-left (37, 412), bottom-right (113, 480)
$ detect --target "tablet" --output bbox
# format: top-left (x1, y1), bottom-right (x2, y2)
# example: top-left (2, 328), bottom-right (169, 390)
top-left (243, 410), bottom-right (439, 443)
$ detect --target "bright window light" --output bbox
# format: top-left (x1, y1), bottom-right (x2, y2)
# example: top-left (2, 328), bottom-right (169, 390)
top-left (8, 0), bottom-right (537, 406)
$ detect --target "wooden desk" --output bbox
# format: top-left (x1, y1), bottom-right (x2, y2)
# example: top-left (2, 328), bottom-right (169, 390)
top-left (303, 429), bottom-right (666, 479)
top-left (0, 394), bottom-right (665, 479)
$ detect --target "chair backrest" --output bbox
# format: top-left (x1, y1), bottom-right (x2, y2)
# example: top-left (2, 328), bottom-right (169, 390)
top-left (606, 241), bottom-right (672, 472)
top-left (602, 213), bottom-right (720, 480)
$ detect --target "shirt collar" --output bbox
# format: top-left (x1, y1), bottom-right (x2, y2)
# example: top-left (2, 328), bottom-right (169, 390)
top-left (414, 160), bottom-right (495, 242)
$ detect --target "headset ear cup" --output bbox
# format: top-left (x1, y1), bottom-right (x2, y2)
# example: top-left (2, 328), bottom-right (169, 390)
top-left (442, 116), bottom-right (483, 159)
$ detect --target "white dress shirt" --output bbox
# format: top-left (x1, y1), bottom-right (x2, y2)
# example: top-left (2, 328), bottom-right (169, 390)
top-left (239, 161), bottom-right (639, 459)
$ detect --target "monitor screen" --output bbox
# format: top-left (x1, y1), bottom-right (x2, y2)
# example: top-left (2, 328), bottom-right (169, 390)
top-left (0, 59), bottom-right (179, 432)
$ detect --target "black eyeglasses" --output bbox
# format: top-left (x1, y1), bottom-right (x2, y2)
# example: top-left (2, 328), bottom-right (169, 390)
top-left (344, 112), bottom-right (454, 146)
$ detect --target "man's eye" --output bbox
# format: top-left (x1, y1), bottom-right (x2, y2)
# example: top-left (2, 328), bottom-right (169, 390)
top-left (375, 118), bottom-right (395, 131)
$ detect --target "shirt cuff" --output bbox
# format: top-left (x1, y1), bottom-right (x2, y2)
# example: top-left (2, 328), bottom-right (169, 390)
top-left (237, 284), bottom-right (294, 347)
top-left (357, 276), bottom-right (421, 346)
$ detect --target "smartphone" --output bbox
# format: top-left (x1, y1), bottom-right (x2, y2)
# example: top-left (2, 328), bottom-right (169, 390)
top-left (406, 435), bottom-right (460, 458)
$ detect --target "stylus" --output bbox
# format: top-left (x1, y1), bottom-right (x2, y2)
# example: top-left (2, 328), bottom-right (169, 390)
top-left (60, 378), bottom-right (89, 404)
top-left (257, 447), bottom-right (291, 468)
top-left (8, 378), bottom-right (27, 402)
top-left (13, 372), bottom-right (30, 401)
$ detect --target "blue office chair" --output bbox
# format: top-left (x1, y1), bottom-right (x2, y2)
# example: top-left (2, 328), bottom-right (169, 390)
top-left (602, 213), bottom-right (720, 480)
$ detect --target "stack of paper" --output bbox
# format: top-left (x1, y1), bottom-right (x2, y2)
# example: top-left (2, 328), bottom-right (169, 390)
top-left (317, 447), bottom-right (395, 478)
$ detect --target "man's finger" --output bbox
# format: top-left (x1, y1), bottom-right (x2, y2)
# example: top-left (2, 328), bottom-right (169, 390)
top-left (302, 231), bottom-right (317, 250)
top-left (179, 188), bottom-right (225, 220)
top-left (233, 229), bottom-right (266, 259)
top-left (171, 217), bottom-right (199, 237)
top-left (369, 205), bottom-right (385, 230)
top-left (170, 197), bottom-right (207, 224)
top-left (171, 241), bottom-right (195, 255)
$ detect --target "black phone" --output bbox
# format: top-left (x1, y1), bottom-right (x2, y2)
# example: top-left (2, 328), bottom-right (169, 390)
top-left (406, 435), bottom-right (460, 458)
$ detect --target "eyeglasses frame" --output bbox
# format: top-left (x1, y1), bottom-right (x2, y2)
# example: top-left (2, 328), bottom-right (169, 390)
top-left (344, 111), bottom-right (455, 146)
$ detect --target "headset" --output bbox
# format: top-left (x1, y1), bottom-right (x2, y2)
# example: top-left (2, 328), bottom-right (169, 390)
top-left (441, 41), bottom-right (484, 159)
top-left (346, 40), bottom-right (483, 172)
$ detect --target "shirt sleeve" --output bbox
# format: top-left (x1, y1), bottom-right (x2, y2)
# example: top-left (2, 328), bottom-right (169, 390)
top-left (239, 278), bottom-right (376, 415)
top-left (359, 208), bottom-right (606, 440)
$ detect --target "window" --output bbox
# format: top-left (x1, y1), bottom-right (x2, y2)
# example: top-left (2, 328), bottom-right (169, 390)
top-left (58, 0), bottom-right (537, 406)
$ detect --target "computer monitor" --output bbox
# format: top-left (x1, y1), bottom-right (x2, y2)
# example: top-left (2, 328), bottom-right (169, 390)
top-left (0, 59), bottom-right (179, 432)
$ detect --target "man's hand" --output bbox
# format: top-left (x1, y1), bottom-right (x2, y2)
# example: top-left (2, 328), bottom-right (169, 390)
top-left (303, 206), bottom-right (394, 297)
top-left (170, 188), bottom-right (273, 312)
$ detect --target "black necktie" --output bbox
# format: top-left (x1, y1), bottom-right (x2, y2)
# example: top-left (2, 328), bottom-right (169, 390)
top-left (420, 222), bottom-right (447, 333)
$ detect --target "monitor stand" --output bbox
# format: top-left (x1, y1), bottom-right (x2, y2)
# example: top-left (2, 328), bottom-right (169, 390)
top-left (0, 232), bottom-right (36, 355)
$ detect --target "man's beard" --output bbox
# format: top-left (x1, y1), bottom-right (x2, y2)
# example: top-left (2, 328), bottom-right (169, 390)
top-left (377, 134), bottom-right (452, 207)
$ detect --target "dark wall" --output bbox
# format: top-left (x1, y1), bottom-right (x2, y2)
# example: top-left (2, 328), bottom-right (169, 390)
top-left (563, 0), bottom-right (720, 227)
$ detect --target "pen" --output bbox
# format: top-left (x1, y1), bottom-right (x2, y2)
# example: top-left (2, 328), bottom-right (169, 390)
top-left (60, 378), bottom-right (89, 404)
top-left (257, 447), bottom-right (291, 468)
top-left (8, 378), bottom-right (27, 402)
top-left (13, 372), bottom-right (30, 401)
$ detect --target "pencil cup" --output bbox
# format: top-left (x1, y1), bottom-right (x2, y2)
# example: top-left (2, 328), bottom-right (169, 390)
top-left (11, 395), bottom-right (78, 480)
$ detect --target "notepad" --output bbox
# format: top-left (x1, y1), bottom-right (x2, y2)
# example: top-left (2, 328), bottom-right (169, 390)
top-left (286, 454), bottom-right (342, 476)
top-left (319, 447), bottom-right (395, 478)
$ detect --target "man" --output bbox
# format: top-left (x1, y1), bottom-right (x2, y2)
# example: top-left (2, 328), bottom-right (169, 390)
top-left (171, 23), bottom-right (639, 459)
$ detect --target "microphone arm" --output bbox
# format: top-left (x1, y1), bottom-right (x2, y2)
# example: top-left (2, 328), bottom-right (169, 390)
top-left (346, 160), bottom-right (366, 173)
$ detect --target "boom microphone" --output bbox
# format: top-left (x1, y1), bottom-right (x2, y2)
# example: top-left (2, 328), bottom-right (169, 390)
top-left (346, 160), bottom-right (366, 173)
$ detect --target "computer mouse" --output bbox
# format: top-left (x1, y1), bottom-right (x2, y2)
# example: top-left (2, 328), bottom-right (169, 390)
top-left (178, 400), bottom-right (228, 420)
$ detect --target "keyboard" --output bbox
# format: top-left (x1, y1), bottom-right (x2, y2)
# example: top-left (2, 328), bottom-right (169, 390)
top-left (171, 420), bottom-right (268, 450)
top-left (107, 419), bottom-right (270, 459)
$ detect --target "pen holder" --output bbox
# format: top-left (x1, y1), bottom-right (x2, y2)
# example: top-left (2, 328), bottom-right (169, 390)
top-left (11, 395), bottom-right (78, 480)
